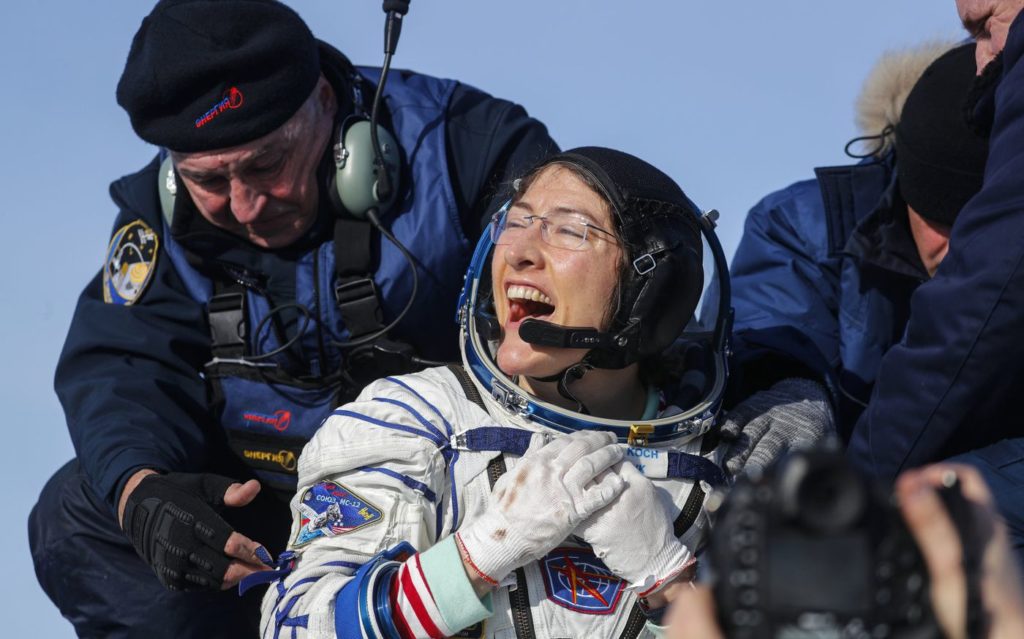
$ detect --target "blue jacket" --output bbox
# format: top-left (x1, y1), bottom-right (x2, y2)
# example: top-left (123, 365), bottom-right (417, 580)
top-left (56, 60), bottom-right (557, 506)
top-left (848, 14), bottom-right (1024, 479)
top-left (729, 153), bottom-right (928, 439)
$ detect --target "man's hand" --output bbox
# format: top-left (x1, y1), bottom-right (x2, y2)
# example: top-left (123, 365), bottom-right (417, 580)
top-left (665, 463), bottom-right (1024, 639)
top-left (456, 431), bottom-right (626, 588)
top-left (896, 464), bottom-right (1024, 639)
top-left (119, 470), bottom-right (271, 591)
top-left (577, 462), bottom-right (694, 598)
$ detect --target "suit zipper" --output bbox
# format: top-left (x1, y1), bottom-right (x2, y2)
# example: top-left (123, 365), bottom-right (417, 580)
top-left (508, 568), bottom-right (537, 639)
top-left (484, 454), bottom-right (537, 639)
top-left (617, 603), bottom-right (648, 639)
top-left (674, 482), bottom-right (705, 538)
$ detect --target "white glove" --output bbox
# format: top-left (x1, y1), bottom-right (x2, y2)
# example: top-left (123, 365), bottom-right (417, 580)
top-left (577, 461), bottom-right (694, 597)
top-left (456, 430), bottom-right (626, 586)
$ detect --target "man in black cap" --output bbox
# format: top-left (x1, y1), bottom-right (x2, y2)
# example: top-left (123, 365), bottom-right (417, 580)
top-left (27, 1), bottom-right (557, 636)
top-left (725, 41), bottom-right (988, 442)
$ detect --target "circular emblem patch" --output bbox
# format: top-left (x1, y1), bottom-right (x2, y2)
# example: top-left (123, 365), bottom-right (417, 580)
top-left (103, 219), bottom-right (159, 305)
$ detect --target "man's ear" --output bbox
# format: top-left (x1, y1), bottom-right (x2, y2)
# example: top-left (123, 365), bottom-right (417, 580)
top-left (317, 75), bottom-right (338, 119)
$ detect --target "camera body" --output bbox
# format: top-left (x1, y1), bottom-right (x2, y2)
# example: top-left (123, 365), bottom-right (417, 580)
top-left (709, 447), bottom-right (938, 639)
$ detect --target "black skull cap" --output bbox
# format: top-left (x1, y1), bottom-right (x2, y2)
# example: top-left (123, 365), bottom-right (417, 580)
top-left (117, 0), bottom-right (321, 152)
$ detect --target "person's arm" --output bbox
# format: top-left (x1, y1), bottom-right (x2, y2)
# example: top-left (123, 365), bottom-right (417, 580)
top-left (726, 180), bottom-right (839, 405)
top-left (259, 374), bottom-right (492, 639)
top-left (848, 14), bottom-right (1024, 480)
top-left (57, 162), bottom-right (215, 509)
top-left (59, 162), bottom-right (275, 591)
top-left (444, 84), bottom-right (559, 237)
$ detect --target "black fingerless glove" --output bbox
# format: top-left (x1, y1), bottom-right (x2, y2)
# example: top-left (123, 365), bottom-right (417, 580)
top-left (121, 472), bottom-right (237, 591)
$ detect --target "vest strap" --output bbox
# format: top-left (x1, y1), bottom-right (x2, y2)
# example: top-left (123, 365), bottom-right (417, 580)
top-left (333, 217), bottom-right (387, 340)
top-left (208, 280), bottom-right (246, 359)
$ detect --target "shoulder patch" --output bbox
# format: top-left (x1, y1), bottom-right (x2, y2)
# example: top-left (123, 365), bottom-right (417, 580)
top-left (103, 219), bottom-right (159, 305)
top-left (540, 547), bottom-right (625, 615)
top-left (293, 481), bottom-right (384, 547)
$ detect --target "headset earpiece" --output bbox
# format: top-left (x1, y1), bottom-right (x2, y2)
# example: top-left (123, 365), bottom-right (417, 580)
top-left (333, 117), bottom-right (401, 219)
top-left (158, 154), bottom-right (177, 226)
top-left (155, 83), bottom-right (405, 226)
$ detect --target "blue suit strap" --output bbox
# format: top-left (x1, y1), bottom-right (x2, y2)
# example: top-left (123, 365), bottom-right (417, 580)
top-left (455, 426), bottom-right (725, 485)
top-left (458, 426), bottom-right (533, 456)
top-left (666, 452), bottom-right (727, 486)
top-left (335, 542), bottom-right (417, 639)
top-left (238, 550), bottom-right (296, 596)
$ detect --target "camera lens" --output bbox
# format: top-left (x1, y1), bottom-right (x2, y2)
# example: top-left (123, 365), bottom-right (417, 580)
top-left (779, 456), bottom-right (867, 533)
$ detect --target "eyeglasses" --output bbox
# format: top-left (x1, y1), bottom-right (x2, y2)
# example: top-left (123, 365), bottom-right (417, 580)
top-left (490, 207), bottom-right (617, 251)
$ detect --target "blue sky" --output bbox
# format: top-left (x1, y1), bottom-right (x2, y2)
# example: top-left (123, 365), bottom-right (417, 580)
top-left (1, 1), bottom-right (964, 635)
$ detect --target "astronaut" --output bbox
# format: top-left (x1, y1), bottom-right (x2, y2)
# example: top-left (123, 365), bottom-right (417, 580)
top-left (256, 147), bottom-right (832, 638)
top-left (308, 502), bottom-right (342, 533)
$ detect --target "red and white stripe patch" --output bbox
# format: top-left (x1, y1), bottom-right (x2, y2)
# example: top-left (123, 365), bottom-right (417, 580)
top-left (389, 554), bottom-right (452, 639)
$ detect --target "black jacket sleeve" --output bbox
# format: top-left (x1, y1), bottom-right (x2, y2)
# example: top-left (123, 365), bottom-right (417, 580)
top-left (56, 160), bottom-right (217, 507)
top-left (444, 84), bottom-right (559, 239)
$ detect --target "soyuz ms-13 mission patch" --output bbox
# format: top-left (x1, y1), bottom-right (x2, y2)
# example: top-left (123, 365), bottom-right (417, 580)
top-left (103, 219), bottom-right (159, 305)
top-left (293, 481), bottom-right (383, 546)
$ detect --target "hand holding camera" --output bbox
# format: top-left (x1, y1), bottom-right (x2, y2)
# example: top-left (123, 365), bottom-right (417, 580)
top-left (666, 454), bottom-right (1024, 639)
top-left (895, 464), bottom-right (1024, 639)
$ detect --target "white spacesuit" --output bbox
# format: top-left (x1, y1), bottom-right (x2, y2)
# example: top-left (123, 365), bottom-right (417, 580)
top-left (257, 147), bottom-right (831, 639)
top-left (260, 361), bottom-right (728, 638)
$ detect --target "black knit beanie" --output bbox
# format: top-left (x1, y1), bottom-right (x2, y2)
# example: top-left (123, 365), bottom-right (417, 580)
top-left (895, 43), bottom-right (989, 226)
top-left (117, 0), bottom-right (321, 152)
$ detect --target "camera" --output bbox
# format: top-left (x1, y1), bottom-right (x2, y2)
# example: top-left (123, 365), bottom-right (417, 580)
top-left (707, 446), bottom-right (939, 639)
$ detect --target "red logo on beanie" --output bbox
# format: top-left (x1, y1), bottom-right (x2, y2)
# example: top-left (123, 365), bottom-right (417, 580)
top-left (194, 87), bottom-right (245, 129)
top-left (226, 86), bottom-right (244, 109)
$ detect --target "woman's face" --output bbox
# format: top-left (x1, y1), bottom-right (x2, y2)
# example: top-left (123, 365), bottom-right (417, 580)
top-left (491, 165), bottom-right (623, 378)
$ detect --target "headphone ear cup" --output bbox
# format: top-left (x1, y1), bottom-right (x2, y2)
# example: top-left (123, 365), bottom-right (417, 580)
top-left (158, 155), bottom-right (177, 226)
top-left (334, 119), bottom-right (402, 219)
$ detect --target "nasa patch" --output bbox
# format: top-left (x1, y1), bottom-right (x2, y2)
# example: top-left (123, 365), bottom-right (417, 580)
top-left (103, 219), bottom-right (159, 305)
top-left (293, 481), bottom-right (383, 547)
top-left (540, 548), bottom-right (625, 615)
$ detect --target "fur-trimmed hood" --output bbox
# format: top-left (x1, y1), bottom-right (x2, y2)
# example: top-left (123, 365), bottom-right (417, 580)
top-left (854, 39), bottom-right (961, 157)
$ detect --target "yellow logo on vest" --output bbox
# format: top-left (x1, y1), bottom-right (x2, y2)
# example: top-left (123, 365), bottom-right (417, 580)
top-left (103, 219), bottom-right (159, 305)
top-left (243, 449), bottom-right (297, 472)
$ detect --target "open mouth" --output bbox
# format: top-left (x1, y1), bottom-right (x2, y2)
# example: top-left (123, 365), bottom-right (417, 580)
top-left (507, 284), bottom-right (555, 323)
